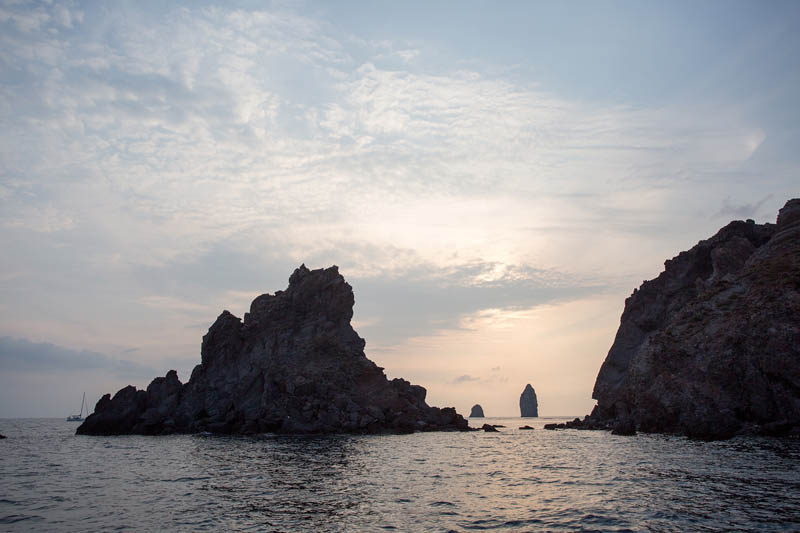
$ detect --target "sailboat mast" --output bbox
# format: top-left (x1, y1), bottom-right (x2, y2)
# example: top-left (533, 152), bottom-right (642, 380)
top-left (80, 392), bottom-right (86, 417)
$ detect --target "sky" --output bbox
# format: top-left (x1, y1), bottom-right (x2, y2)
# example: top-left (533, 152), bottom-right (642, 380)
top-left (1, 0), bottom-right (798, 418)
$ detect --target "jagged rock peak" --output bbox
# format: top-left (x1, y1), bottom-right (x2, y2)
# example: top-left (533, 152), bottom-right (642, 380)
top-left (469, 404), bottom-right (485, 418)
top-left (587, 198), bottom-right (800, 440)
top-left (77, 265), bottom-right (468, 436)
top-left (777, 198), bottom-right (800, 229)
top-left (520, 384), bottom-right (538, 417)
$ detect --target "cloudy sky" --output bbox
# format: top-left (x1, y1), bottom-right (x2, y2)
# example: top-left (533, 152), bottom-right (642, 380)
top-left (1, 0), bottom-right (798, 417)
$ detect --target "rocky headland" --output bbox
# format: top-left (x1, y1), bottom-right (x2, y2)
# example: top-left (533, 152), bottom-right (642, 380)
top-left (469, 404), bottom-right (485, 417)
top-left (520, 384), bottom-right (538, 417)
top-left (557, 199), bottom-right (800, 440)
top-left (77, 265), bottom-right (468, 436)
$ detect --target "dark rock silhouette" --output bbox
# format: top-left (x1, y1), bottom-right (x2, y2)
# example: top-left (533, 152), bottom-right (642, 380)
top-left (519, 425), bottom-right (534, 430)
top-left (583, 199), bottom-right (800, 440)
top-left (519, 384), bottom-right (538, 417)
top-left (0, 434), bottom-right (6, 439)
top-left (544, 418), bottom-right (584, 431)
top-left (611, 418), bottom-right (636, 436)
top-left (469, 404), bottom-right (485, 417)
top-left (77, 265), bottom-right (469, 436)
top-left (481, 423), bottom-right (499, 432)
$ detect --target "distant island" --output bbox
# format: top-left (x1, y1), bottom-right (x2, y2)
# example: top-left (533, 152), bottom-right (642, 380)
top-left (557, 198), bottom-right (800, 440)
top-left (77, 265), bottom-right (468, 435)
top-left (520, 384), bottom-right (538, 417)
top-left (469, 404), bottom-right (485, 417)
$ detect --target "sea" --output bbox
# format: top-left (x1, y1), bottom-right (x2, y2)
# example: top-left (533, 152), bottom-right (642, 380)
top-left (2, 416), bottom-right (799, 532)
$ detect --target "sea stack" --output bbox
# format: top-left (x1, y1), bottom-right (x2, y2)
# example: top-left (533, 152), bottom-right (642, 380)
top-left (586, 199), bottom-right (800, 440)
top-left (469, 404), bottom-right (485, 417)
top-left (520, 384), bottom-right (538, 417)
top-left (77, 265), bottom-right (469, 435)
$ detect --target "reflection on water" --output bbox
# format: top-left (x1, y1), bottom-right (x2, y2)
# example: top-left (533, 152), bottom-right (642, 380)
top-left (1, 417), bottom-right (799, 531)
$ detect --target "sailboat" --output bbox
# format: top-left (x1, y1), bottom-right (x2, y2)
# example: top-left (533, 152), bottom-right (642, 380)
top-left (67, 392), bottom-right (88, 422)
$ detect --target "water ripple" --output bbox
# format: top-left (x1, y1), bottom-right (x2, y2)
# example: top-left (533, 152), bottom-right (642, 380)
top-left (1, 417), bottom-right (799, 531)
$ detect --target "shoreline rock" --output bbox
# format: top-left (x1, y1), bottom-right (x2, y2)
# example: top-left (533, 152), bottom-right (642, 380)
top-left (77, 265), bottom-right (469, 436)
top-left (580, 199), bottom-right (800, 440)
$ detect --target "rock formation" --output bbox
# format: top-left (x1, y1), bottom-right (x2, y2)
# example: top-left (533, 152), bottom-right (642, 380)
top-left (519, 384), bottom-right (538, 417)
top-left (481, 423), bottom-right (499, 432)
top-left (582, 198), bottom-right (800, 440)
top-left (469, 404), bottom-right (485, 417)
top-left (77, 265), bottom-right (468, 436)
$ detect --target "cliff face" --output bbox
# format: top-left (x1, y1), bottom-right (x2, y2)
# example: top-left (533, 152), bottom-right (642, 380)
top-left (77, 265), bottom-right (468, 435)
top-left (520, 384), bottom-right (538, 417)
top-left (589, 199), bottom-right (800, 439)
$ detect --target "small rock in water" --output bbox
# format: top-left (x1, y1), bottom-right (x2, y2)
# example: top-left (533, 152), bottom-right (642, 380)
top-left (0, 434), bottom-right (6, 439)
top-left (469, 404), bottom-right (485, 417)
top-left (519, 425), bottom-right (534, 430)
top-left (481, 424), bottom-right (499, 432)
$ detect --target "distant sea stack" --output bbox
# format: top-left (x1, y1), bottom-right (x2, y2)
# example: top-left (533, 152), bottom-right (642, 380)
top-left (469, 404), bottom-right (485, 418)
top-left (520, 384), bottom-right (538, 417)
top-left (77, 265), bottom-right (468, 436)
top-left (585, 199), bottom-right (800, 440)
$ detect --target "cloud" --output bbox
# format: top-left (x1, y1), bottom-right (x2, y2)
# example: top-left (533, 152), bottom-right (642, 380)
top-left (0, 336), bottom-right (155, 378)
top-left (351, 259), bottom-right (603, 345)
top-left (0, 1), bottom-right (795, 418)
top-left (452, 374), bottom-right (480, 384)
top-left (714, 195), bottom-right (773, 220)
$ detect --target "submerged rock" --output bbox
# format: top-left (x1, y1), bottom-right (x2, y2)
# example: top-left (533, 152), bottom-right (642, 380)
top-left (481, 424), bottom-right (499, 432)
top-left (469, 404), bottom-right (485, 417)
top-left (519, 425), bottom-right (534, 430)
top-left (77, 265), bottom-right (469, 436)
top-left (585, 199), bottom-right (800, 440)
top-left (519, 384), bottom-right (538, 417)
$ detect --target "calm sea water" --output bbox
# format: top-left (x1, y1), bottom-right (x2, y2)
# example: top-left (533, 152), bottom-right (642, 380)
top-left (1, 416), bottom-right (799, 532)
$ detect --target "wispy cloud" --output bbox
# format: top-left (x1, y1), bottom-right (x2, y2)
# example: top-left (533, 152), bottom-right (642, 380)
top-left (0, 336), bottom-right (154, 378)
top-left (714, 195), bottom-right (773, 220)
top-left (0, 1), bottom-right (796, 416)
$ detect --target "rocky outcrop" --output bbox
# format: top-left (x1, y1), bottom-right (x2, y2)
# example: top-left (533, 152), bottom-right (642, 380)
top-left (481, 424), bottom-right (499, 432)
top-left (469, 404), bottom-right (485, 417)
top-left (520, 384), bottom-right (538, 417)
top-left (77, 265), bottom-right (468, 436)
top-left (585, 199), bottom-right (800, 440)
top-left (519, 425), bottom-right (534, 430)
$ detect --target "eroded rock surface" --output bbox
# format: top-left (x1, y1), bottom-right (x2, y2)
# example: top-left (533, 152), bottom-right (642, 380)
top-left (520, 384), bottom-right (538, 417)
top-left (77, 265), bottom-right (468, 435)
top-left (585, 199), bottom-right (800, 440)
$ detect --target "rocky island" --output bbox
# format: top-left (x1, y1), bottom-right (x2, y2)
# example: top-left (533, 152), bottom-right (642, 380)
top-left (520, 384), bottom-right (538, 417)
top-left (469, 404), bottom-right (485, 417)
top-left (77, 265), bottom-right (468, 435)
top-left (559, 199), bottom-right (800, 440)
